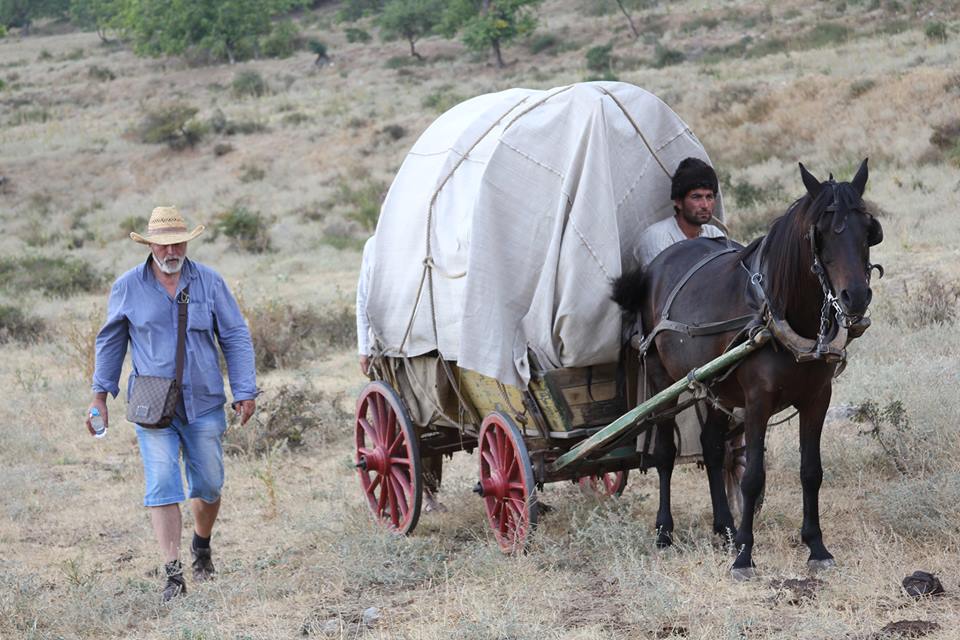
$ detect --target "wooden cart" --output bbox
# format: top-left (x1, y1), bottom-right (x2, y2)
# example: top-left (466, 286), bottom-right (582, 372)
top-left (354, 329), bottom-right (770, 552)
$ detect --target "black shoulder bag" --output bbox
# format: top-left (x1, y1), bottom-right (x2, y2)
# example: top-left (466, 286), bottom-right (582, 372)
top-left (126, 287), bottom-right (189, 428)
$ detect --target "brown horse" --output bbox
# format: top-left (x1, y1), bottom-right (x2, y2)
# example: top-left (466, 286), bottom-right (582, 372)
top-left (613, 159), bottom-right (882, 577)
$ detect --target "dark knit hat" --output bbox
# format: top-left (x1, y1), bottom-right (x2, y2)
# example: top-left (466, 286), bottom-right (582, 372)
top-left (670, 157), bottom-right (719, 200)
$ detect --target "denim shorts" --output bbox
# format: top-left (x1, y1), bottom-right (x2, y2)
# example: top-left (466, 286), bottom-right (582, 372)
top-left (135, 407), bottom-right (227, 507)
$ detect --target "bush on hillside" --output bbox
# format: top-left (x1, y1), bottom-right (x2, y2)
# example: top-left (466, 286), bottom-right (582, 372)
top-left (135, 103), bottom-right (206, 150)
top-left (208, 108), bottom-right (268, 136)
top-left (231, 70), bottom-right (270, 98)
top-left (924, 21), bottom-right (947, 42)
top-left (215, 205), bottom-right (272, 253)
top-left (0, 255), bottom-right (106, 297)
top-left (0, 305), bottom-right (44, 344)
top-left (345, 27), bottom-right (371, 43)
top-left (87, 64), bottom-right (115, 81)
top-left (262, 20), bottom-right (302, 58)
top-left (585, 44), bottom-right (612, 73)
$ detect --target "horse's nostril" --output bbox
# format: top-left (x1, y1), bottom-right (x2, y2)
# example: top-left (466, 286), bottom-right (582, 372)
top-left (840, 290), bottom-right (852, 307)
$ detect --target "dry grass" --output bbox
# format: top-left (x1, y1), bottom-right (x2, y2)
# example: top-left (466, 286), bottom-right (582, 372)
top-left (2, 1), bottom-right (960, 638)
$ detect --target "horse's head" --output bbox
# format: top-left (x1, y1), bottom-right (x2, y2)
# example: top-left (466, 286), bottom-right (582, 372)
top-left (799, 158), bottom-right (883, 320)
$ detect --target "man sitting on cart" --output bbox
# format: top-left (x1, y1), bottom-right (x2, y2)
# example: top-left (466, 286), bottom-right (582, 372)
top-left (631, 158), bottom-right (745, 471)
top-left (634, 157), bottom-right (725, 268)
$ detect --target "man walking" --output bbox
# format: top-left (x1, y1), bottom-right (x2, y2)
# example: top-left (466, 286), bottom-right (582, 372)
top-left (86, 206), bottom-right (257, 601)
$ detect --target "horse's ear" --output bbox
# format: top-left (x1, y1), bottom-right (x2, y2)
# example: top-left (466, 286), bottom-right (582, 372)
top-left (851, 158), bottom-right (869, 196)
top-left (799, 162), bottom-right (823, 197)
top-left (867, 215), bottom-right (883, 246)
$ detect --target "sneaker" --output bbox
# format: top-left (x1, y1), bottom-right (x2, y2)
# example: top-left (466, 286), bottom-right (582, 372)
top-left (191, 542), bottom-right (215, 582)
top-left (162, 560), bottom-right (186, 602)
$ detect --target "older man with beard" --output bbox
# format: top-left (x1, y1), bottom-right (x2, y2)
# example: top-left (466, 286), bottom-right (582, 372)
top-left (86, 206), bottom-right (257, 602)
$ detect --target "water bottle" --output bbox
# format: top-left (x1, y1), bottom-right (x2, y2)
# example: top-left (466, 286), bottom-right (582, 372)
top-left (90, 407), bottom-right (107, 439)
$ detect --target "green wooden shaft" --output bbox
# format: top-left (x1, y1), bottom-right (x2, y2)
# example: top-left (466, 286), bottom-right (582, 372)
top-left (549, 330), bottom-right (770, 472)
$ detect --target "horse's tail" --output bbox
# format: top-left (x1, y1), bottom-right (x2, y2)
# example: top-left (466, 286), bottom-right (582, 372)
top-left (611, 266), bottom-right (646, 313)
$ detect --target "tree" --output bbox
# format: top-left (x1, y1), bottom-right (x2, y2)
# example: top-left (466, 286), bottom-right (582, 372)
top-left (336, 0), bottom-right (384, 22)
top-left (118, 0), bottom-right (302, 64)
top-left (0, 0), bottom-right (69, 34)
top-left (68, 0), bottom-right (123, 42)
top-left (440, 0), bottom-right (542, 69)
top-left (378, 0), bottom-right (442, 60)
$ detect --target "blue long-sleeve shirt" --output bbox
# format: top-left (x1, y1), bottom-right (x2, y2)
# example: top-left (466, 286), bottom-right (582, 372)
top-left (92, 257), bottom-right (257, 422)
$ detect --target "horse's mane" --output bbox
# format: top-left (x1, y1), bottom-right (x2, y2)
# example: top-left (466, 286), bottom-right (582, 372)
top-left (760, 181), bottom-right (863, 314)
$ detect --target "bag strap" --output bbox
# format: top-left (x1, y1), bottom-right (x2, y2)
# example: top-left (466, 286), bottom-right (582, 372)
top-left (175, 286), bottom-right (189, 385)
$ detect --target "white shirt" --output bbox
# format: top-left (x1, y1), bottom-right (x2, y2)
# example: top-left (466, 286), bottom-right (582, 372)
top-left (356, 236), bottom-right (375, 355)
top-left (634, 216), bottom-right (725, 268)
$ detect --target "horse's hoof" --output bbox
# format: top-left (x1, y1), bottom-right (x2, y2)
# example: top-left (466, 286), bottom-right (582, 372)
top-left (730, 566), bottom-right (756, 582)
top-left (808, 558), bottom-right (836, 573)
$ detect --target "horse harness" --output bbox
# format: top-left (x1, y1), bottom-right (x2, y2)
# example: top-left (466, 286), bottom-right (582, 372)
top-left (635, 218), bottom-right (877, 370)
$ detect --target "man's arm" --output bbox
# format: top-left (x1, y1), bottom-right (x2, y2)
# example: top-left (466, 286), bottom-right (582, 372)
top-left (86, 280), bottom-right (129, 435)
top-left (357, 236), bottom-right (374, 375)
top-left (211, 275), bottom-right (257, 425)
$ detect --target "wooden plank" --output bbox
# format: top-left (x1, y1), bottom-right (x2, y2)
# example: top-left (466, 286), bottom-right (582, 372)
top-left (549, 330), bottom-right (771, 472)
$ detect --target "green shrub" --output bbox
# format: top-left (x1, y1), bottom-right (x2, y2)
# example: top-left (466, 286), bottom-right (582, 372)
top-left (653, 44), bottom-right (685, 67)
top-left (385, 55), bottom-right (421, 69)
top-left (378, 123), bottom-right (406, 141)
top-left (421, 86), bottom-right (463, 113)
top-left (239, 164), bottom-right (266, 183)
top-left (118, 215), bottom-right (148, 237)
top-left (281, 112), bottom-right (312, 127)
top-left (208, 108), bottom-right (268, 136)
top-left (215, 205), bottom-right (272, 253)
top-left (528, 33), bottom-right (559, 54)
top-left (213, 142), bottom-right (234, 156)
top-left (38, 49), bottom-right (53, 61)
top-left (87, 64), bottom-right (115, 81)
top-left (135, 103), bottom-right (206, 150)
top-left (345, 27), bottom-right (371, 43)
top-left (309, 39), bottom-right (330, 65)
top-left (262, 20), bottom-right (302, 58)
top-left (585, 44), bottom-right (612, 73)
top-left (331, 176), bottom-right (386, 231)
top-left (231, 70), bottom-right (270, 98)
top-left (8, 108), bottom-right (51, 126)
top-left (0, 255), bottom-right (106, 297)
top-left (848, 78), bottom-right (876, 98)
top-left (0, 78), bottom-right (5, 91)
top-left (924, 21), bottom-right (947, 42)
top-left (0, 305), bottom-right (44, 344)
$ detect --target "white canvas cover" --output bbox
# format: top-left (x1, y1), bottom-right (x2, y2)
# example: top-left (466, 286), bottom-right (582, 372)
top-left (366, 81), bottom-right (724, 387)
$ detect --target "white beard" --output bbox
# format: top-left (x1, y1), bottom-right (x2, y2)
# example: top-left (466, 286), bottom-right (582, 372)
top-left (154, 254), bottom-right (184, 274)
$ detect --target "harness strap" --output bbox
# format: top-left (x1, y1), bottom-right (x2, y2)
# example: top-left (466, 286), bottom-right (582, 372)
top-left (637, 247), bottom-right (749, 355)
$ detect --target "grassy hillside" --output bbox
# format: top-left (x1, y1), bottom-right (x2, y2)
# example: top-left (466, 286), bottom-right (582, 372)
top-left (2, 1), bottom-right (960, 638)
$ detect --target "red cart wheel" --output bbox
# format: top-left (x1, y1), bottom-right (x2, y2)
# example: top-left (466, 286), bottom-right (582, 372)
top-left (578, 470), bottom-right (629, 497)
top-left (355, 381), bottom-right (422, 535)
top-left (477, 412), bottom-right (538, 553)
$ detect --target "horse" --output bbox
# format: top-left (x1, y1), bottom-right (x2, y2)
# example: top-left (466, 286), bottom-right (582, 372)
top-left (612, 159), bottom-right (882, 578)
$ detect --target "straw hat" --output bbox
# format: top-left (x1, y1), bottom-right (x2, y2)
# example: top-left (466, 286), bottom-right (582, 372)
top-left (130, 206), bottom-right (205, 245)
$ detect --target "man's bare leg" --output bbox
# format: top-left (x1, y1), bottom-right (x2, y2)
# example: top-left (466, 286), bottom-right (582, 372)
top-left (191, 497), bottom-right (220, 537)
top-left (150, 504), bottom-right (182, 563)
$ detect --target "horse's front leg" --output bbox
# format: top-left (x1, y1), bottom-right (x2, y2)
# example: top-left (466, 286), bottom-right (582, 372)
top-left (732, 394), bottom-right (775, 578)
top-left (798, 384), bottom-right (835, 571)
